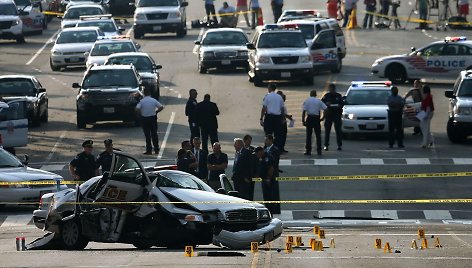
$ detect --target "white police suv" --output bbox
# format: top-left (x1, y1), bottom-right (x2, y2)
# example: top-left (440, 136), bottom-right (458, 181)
top-left (247, 24), bottom-right (313, 86)
top-left (445, 70), bottom-right (472, 143)
top-left (372, 36), bottom-right (472, 83)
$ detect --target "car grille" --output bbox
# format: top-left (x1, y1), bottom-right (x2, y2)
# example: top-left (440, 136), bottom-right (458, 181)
top-left (146, 13), bottom-right (168, 20)
top-left (215, 51), bottom-right (238, 58)
top-left (357, 117), bottom-right (387, 120)
top-left (88, 92), bottom-right (132, 105)
top-left (63, 51), bottom-right (86, 55)
top-left (271, 56), bottom-right (299, 64)
top-left (64, 58), bottom-right (86, 63)
top-left (0, 21), bottom-right (13, 30)
top-left (225, 209), bottom-right (257, 222)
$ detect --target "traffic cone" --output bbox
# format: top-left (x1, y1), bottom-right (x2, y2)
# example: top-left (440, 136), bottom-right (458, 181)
top-left (257, 8), bottom-right (264, 26)
top-left (347, 8), bottom-right (359, 29)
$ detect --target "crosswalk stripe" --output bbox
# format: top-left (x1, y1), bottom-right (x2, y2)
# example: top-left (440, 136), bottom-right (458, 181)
top-left (406, 158), bottom-right (431, 165)
top-left (360, 158), bottom-right (384, 165)
top-left (315, 159), bottom-right (337, 165)
top-left (453, 158), bottom-right (472, 165)
top-left (424, 210), bottom-right (452, 220)
top-left (1, 215), bottom-right (33, 228)
top-left (371, 210), bottom-right (399, 220)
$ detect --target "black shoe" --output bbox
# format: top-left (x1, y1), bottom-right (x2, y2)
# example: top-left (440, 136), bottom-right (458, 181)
top-left (323, 146), bottom-right (329, 151)
top-left (337, 147), bottom-right (342, 151)
top-left (282, 149), bottom-right (288, 153)
top-left (154, 149), bottom-right (160, 154)
top-left (304, 151), bottom-right (311, 156)
top-left (143, 151), bottom-right (152, 155)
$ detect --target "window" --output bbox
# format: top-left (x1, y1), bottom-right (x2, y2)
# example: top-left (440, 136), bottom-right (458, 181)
top-left (111, 154), bottom-right (146, 185)
top-left (298, 25), bottom-right (315, 40)
top-left (0, 79), bottom-right (35, 96)
top-left (56, 31), bottom-right (98, 43)
top-left (0, 101), bottom-right (26, 121)
top-left (346, 89), bottom-right (390, 105)
top-left (442, 45), bottom-right (458, 56)
top-left (257, 32), bottom-right (306, 48)
top-left (0, 4), bottom-right (18, 15)
top-left (64, 7), bottom-right (103, 19)
top-left (138, 0), bottom-right (179, 7)
top-left (312, 30), bottom-right (335, 49)
top-left (202, 31), bottom-right (248, 45)
top-left (108, 56), bottom-right (154, 72)
top-left (82, 69), bottom-right (138, 88)
top-left (420, 44), bottom-right (444, 57)
top-left (458, 80), bottom-right (472, 97)
top-left (457, 45), bottom-right (472, 55)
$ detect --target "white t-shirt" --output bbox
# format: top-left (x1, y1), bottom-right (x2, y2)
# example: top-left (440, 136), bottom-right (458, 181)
top-left (302, 97), bottom-right (327, 116)
top-left (136, 96), bottom-right (163, 117)
top-left (262, 92), bottom-right (284, 115)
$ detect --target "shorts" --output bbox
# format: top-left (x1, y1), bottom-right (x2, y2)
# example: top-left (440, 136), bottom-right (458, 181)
top-left (460, 4), bottom-right (469, 15)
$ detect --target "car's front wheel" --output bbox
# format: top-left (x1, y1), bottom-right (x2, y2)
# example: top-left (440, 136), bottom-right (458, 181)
top-left (447, 118), bottom-right (466, 143)
top-left (50, 59), bottom-right (60, 71)
top-left (331, 57), bottom-right (342, 73)
top-left (16, 35), bottom-right (25, 44)
top-left (386, 63), bottom-right (407, 84)
top-left (133, 29), bottom-right (143, 39)
top-left (198, 61), bottom-right (207, 74)
top-left (77, 112), bottom-right (86, 129)
top-left (61, 219), bottom-right (88, 250)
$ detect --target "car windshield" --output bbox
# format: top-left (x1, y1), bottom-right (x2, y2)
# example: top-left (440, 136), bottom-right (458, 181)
top-left (90, 42), bottom-right (136, 56)
top-left (64, 7), bottom-right (103, 19)
top-left (56, 30), bottom-right (98, 43)
top-left (0, 148), bottom-right (23, 168)
top-left (297, 24), bottom-right (315, 40)
top-left (458, 80), bottom-right (472, 97)
top-left (0, 4), bottom-right (18, 15)
top-left (77, 21), bottom-right (117, 32)
top-left (0, 78), bottom-right (35, 96)
top-left (202, 31), bottom-right (248, 46)
top-left (14, 0), bottom-right (31, 7)
top-left (257, 32), bottom-right (306, 48)
top-left (138, 0), bottom-right (178, 7)
top-left (107, 56), bottom-right (154, 71)
top-left (82, 69), bottom-right (138, 88)
top-left (154, 171), bottom-right (214, 192)
top-left (346, 89), bottom-right (390, 105)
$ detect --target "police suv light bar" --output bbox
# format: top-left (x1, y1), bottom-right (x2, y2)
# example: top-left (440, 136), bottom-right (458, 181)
top-left (445, 36), bottom-right (467, 42)
top-left (351, 81), bottom-right (392, 87)
top-left (96, 35), bottom-right (130, 40)
top-left (264, 24), bottom-right (299, 30)
top-left (79, 14), bottom-right (113, 21)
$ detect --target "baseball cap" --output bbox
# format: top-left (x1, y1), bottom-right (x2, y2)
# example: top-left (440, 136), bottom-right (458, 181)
top-left (104, 139), bottom-right (113, 146)
top-left (82, 140), bottom-right (93, 148)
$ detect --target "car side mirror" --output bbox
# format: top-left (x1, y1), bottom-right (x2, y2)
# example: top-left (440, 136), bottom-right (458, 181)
top-left (22, 154), bottom-right (29, 166)
top-left (246, 43), bottom-right (255, 50)
top-left (216, 188), bottom-right (226, 195)
top-left (135, 43), bottom-right (141, 49)
top-left (411, 47), bottom-right (416, 52)
top-left (153, 64), bottom-right (162, 70)
top-left (227, 191), bottom-right (239, 197)
top-left (445, 90), bottom-right (455, 98)
top-left (38, 88), bottom-right (46, 93)
top-left (84, 52), bottom-right (89, 56)
top-left (181, 1), bottom-right (188, 7)
top-left (72, 83), bottom-right (81, 88)
top-left (194, 40), bottom-right (201, 45)
top-left (118, 26), bottom-right (125, 32)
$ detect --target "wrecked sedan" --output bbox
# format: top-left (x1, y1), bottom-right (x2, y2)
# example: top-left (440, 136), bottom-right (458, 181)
top-left (32, 151), bottom-right (282, 250)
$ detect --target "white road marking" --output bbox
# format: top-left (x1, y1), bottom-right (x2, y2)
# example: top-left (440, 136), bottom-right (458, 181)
top-left (157, 112), bottom-right (175, 159)
top-left (371, 210), bottom-right (399, 219)
top-left (314, 159), bottom-right (337, 165)
top-left (1, 215), bottom-right (32, 228)
top-left (318, 210), bottom-right (345, 218)
top-left (406, 158), bottom-right (431, 165)
top-left (453, 158), bottom-right (472, 165)
top-left (178, 93), bottom-right (181, 98)
top-left (26, 29), bottom-right (60, 65)
top-left (279, 159), bottom-right (291, 166)
top-left (360, 158), bottom-right (384, 165)
top-left (424, 210), bottom-right (452, 220)
top-left (279, 257), bottom-right (472, 260)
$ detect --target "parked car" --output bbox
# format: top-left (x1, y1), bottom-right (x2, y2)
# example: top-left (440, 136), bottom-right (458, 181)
top-left (0, 75), bottom-right (48, 127)
top-left (30, 151), bottom-right (282, 250)
top-left (60, 4), bottom-right (105, 29)
top-left (445, 70), bottom-right (472, 143)
top-left (0, 0), bottom-right (25, 43)
top-left (85, 37), bottom-right (139, 68)
top-left (14, 0), bottom-right (47, 34)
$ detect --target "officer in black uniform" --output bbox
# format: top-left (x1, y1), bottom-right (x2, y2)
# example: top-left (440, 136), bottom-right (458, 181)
top-left (96, 139), bottom-right (114, 174)
top-left (321, 83), bottom-right (344, 151)
top-left (69, 140), bottom-right (99, 181)
top-left (254, 146), bottom-right (280, 215)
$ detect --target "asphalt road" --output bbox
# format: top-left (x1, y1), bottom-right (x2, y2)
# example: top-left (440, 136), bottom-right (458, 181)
top-left (1, 0), bottom-right (472, 227)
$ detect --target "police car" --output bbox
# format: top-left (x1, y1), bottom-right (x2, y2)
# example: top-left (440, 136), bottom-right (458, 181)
top-left (0, 0), bottom-right (25, 43)
top-left (85, 36), bottom-right (139, 67)
top-left (247, 24), bottom-right (314, 86)
top-left (15, 0), bottom-right (47, 34)
top-left (61, 4), bottom-right (105, 28)
top-left (342, 81), bottom-right (419, 135)
top-left (445, 70), bottom-right (472, 143)
top-left (75, 14), bottom-right (124, 37)
top-left (277, 9), bottom-right (321, 23)
top-left (372, 36), bottom-right (472, 83)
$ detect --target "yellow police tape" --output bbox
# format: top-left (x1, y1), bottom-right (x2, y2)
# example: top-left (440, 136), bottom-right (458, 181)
top-left (1, 198), bottom-right (472, 206)
top-left (361, 9), bottom-right (472, 26)
top-left (1, 171), bottom-right (471, 185)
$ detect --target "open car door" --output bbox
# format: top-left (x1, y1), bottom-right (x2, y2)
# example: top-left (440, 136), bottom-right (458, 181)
top-left (310, 29), bottom-right (341, 72)
top-left (0, 99), bottom-right (28, 148)
top-left (403, 96), bottom-right (421, 128)
top-left (94, 152), bottom-right (152, 211)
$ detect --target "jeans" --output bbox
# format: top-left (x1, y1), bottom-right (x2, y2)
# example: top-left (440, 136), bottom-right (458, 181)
top-left (342, 9), bottom-right (353, 27)
top-left (236, 5), bottom-right (250, 26)
top-left (272, 4), bottom-right (283, 22)
top-left (420, 111), bottom-right (434, 146)
top-left (305, 115), bottom-right (322, 153)
top-left (141, 115), bottom-right (159, 153)
top-left (363, 6), bottom-right (375, 28)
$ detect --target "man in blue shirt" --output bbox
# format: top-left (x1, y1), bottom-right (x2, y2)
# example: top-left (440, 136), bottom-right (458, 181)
top-left (271, 0), bottom-right (283, 22)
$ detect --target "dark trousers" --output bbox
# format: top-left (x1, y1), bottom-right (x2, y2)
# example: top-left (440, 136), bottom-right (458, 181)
top-left (324, 116), bottom-right (342, 147)
top-left (342, 9), bottom-right (353, 27)
top-left (262, 179), bottom-right (281, 214)
top-left (201, 127), bottom-right (219, 151)
top-left (189, 122), bottom-right (200, 141)
top-left (279, 121), bottom-right (287, 151)
top-left (233, 178), bottom-right (255, 201)
top-left (251, 7), bottom-right (261, 29)
top-left (272, 4), bottom-right (283, 22)
top-left (363, 7), bottom-right (375, 28)
top-left (388, 111), bottom-right (404, 146)
top-left (305, 115), bottom-right (322, 154)
top-left (205, 4), bottom-right (217, 22)
top-left (264, 114), bottom-right (282, 148)
top-left (141, 115), bottom-right (159, 153)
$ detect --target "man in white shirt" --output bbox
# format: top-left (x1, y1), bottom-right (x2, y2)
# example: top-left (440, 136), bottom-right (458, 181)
top-left (218, 1), bottom-right (238, 27)
top-left (302, 90), bottom-right (327, 156)
top-left (136, 88), bottom-right (164, 155)
top-left (260, 83), bottom-right (284, 150)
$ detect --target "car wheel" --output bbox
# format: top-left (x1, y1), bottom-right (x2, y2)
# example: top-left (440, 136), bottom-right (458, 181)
top-left (42, 18), bottom-right (48, 30)
top-left (152, 86), bottom-right (160, 100)
top-left (133, 29), bottom-right (143, 39)
top-left (133, 242), bottom-right (153, 249)
top-left (61, 219), bottom-right (88, 250)
top-left (50, 59), bottom-right (60, 71)
top-left (31, 111), bottom-right (41, 127)
top-left (253, 74), bottom-right (263, 87)
top-left (77, 112), bottom-right (86, 129)
top-left (198, 61), bottom-right (207, 74)
top-left (40, 107), bottom-right (48, 122)
top-left (176, 26), bottom-right (186, 38)
top-left (447, 118), bottom-right (466, 143)
top-left (331, 57), bottom-right (342, 73)
top-left (16, 35), bottom-right (25, 44)
top-left (386, 63), bottom-right (406, 84)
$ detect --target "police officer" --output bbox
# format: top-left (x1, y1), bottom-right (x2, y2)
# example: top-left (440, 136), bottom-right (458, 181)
top-left (302, 90), bottom-right (327, 156)
top-left (96, 139), bottom-right (114, 174)
top-left (321, 84), bottom-right (344, 151)
top-left (185, 89), bottom-right (200, 142)
top-left (136, 88), bottom-right (164, 155)
top-left (254, 146), bottom-right (280, 214)
top-left (69, 140), bottom-right (99, 181)
top-left (260, 84), bottom-right (284, 150)
top-left (387, 87), bottom-right (405, 148)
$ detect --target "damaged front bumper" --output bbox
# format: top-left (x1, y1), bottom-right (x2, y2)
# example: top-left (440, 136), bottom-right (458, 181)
top-left (213, 218), bottom-right (283, 249)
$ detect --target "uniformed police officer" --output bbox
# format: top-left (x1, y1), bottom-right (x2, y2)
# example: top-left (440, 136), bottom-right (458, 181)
top-left (260, 84), bottom-right (284, 150)
top-left (302, 90), bottom-right (327, 156)
top-left (321, 84), bottom-right (344, 151)
top-left (387, 87), bottom-right (405, 148)
top-left (254, 146), bottom-right (280, 215)
top-left (69, 140), bottom-right (99, 181)
top-left (96, 139), bottom-right (114, 174)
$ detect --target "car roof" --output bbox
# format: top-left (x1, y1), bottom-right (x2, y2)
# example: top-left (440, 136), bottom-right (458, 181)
top-left (94, 38), bottom-right (133, 43)
top-left (460, 69), bottom-right (472, 79)
top-left (107, 52), bottom-right (150, 58)
top-left (280, 18), bottom-right (335, 25)
top-left (0, 0), bottom-right (15, 4)
top-left (61, 26), bottom-right (101, 32)
top-left (66, 4), bottom-right (104, 9)
top-left (205, 28), bottom-right (245, 34)
top-left (0, 75), bottom-right (34, 80)
top-left (89, 64), bottom-right (136, 70)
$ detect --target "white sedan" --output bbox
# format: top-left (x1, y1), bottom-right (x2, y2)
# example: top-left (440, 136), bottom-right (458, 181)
top-left (0, 148), bottom-right (66, 206)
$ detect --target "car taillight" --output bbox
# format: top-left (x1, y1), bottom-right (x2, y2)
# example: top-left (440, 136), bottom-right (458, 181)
top-left (38, 196), bottom-right (43, 209)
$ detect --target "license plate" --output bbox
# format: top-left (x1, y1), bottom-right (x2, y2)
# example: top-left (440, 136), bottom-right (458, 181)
top-left (69, 57), bottom-right (80, 63)
top-left (221, 60), bottom-right (231, 65)
top-left (153, 26), bottom-right (162, 31)
top-left (281, 72), bottom-right (291, 78)
top-left (365, 123), bottom-right (377, 129)
top-left (103, 107), bottom-right (115, 113)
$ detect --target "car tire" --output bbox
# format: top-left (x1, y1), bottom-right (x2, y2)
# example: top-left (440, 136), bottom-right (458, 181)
top-left (16, 35), bottom-right (25, 44)
top-left (447, 118), bottom-right (466, 143)
top-left (133, 242), bottom-right (153, 249)
top-left (77, 112), bottom-right (86, 129)
top-left (50, 59), bottom-right (60, 71)
top-left (386, 63), bottom-right (407, 84)
top-left (42, 18), bottom-right (48, 30)
top-left (31, 111), bottom-right (41, 127)
top-left (176, 26), bottom-right (186, 38)
top-left (133, 29), bottom-right (143, 39)
top-left (152, 86), bottom-right (160, 100)
top-left (331, 57), bottom-right (342, 73)
top-left (253, 74), bottom-right (263, 87)
top-left (40, 106), bottom-right (48, 123)
top-left (61, 219), bottom-right (88, 250)
top-left (198, 61), bottom-right (207, 74)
